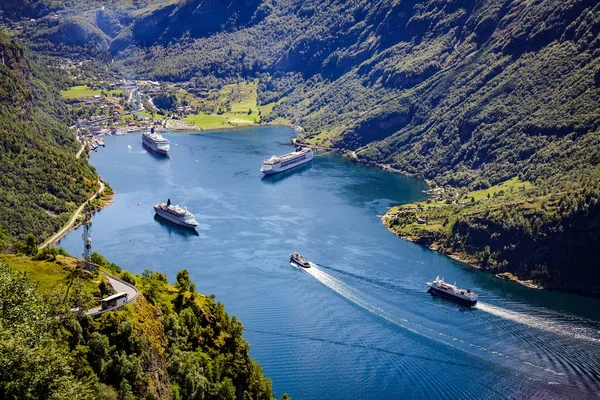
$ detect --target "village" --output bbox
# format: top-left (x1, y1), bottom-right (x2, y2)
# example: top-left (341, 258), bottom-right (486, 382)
top-left (59, 68), bottom-right (203, 153)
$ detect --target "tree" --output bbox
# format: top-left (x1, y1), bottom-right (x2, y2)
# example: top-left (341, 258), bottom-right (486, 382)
top-left (25, 233), bottom-right (38, 256)
top-left (0, 225), bottom-right (10, 253)
top-left (176, 269), bottom-right (192, 293)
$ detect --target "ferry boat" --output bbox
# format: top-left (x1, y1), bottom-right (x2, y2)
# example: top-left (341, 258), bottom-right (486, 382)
top-left (153, 199), bottom-right (198, 229)
top-left (142, 128), bottom-right (170, 155)
top-left (290, 252), bottom-right (311, 269)
top-left (261, 146), bottom-right (313, 175)
top-left (427, 276), bottom-right (478, 306)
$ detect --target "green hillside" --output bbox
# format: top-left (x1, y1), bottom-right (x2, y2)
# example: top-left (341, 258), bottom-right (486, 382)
top-left (0, 33), bottom-right (98, 242)
top-left (0, 255), bottom-right (288, 399)
top-left (111, 0), bottom-right (600, 293)
top-left (3, 0), bottom-right (600, 290)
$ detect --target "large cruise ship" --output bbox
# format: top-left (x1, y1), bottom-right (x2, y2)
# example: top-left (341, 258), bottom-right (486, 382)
top-left (153, 199), bottom-right (198, 229)
top-left (142, 128), bottom-right (170, 155)
top-left (427, 276), bottom-right (478, 306)
top-left (261, 146), bottom-right (313, 175)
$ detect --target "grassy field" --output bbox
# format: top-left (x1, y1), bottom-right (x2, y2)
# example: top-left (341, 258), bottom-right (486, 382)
top-left (0, 254), bottom-right (99, 295)
top-left (259, 96), bottom-right (286, 118)
top-left (183, 112), bottom-right (258, 129)
top-left (178, 80), bottom-right (262, 129)
top-left (61, 85), bottom-right (123, 99)
top-left (184, 113), bottom-right (228, 126)
top-left (384, 177), bottom-right (536, 240)
top-left (221, 81), bottom-right (259, 114)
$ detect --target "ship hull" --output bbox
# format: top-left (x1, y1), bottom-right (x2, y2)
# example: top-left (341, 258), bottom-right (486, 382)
top-left (290, 260), bottom-right (311, 269)
top-left (154, 207), bottom-right (198, 229)
top-left (142, 135), bottom-right (169, 156)
top-left (261, 151), bottom-right (313, 175)
top-left (428, 286), bottom-right (477, 306)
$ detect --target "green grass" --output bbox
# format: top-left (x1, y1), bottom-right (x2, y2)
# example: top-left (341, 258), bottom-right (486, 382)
top-left (61, 85), bottom-right (123, 99)
top-left (0, 254), bottom-right (99, 295)
top-left (183, 112), bottom-right (258, 129)
top-left (468, 178), bottom-right (532, 202)
top-left (385, 177), bottom-right (537, 240)
top-left (179, 80), bottom-right (261, 129)
top-left (183, 113), bottom-right (229, 127)
top-left (220, 80), bottom-right (259, 114)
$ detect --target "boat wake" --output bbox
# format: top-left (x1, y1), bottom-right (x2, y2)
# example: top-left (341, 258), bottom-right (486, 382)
top-left (475, 302), bottom-right (600, 345)
top-left (302, 264), bottom-right (571, 378)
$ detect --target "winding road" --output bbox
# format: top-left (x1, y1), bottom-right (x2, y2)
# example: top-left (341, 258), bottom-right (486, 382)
top-left (86, 273), bottom-right (138, 316)
top-left (40, 180), bottom-right (105, 249)
top-left (75, 136), bottom-right (85, 159)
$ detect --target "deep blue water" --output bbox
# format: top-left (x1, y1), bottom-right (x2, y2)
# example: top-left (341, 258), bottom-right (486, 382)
top-left (60, 127), bottom-right (600, 399)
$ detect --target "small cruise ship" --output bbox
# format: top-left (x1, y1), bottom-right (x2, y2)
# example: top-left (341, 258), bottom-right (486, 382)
top-left (290, 252), bottom-right (312, 269)
top-left (261, 146), bottom-right (313, 175)
top-left (154, 199), bottom-right (198, 229)
top-left (142, 128), bottom-right (170, 155)
top-left (427, 276), bottom-right (478, 306)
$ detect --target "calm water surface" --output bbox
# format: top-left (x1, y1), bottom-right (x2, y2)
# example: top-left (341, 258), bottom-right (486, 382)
top-left (60, 127), bottom-right (600, 399)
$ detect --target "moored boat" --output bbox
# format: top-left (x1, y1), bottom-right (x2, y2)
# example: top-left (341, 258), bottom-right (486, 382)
top-left (153, 199), bottom-right (198, 229)
top-left (261, 147), bottom-right (313, 175)
top-left (142, 128), bottom-right (170, 155)
top-left (427, 276), bottom-right (478, 306)
top-left (290, 252), bottom-right (311, 268)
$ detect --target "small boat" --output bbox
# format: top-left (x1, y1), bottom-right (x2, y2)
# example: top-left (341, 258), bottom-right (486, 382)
top-left (290, 252), bottom-right (311, 269)
top-left (427, 276), bottom-right (478, 306)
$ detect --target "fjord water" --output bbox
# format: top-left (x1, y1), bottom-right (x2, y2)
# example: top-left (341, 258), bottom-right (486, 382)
top-left (60, 127), bottom-right (600, 399)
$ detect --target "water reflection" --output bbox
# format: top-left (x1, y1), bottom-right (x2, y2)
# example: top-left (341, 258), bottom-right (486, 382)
top-left (153, 214), bottom-right (200, 236)
top-left (142, 143), bottom-right (171, 160)
top-left (261, 162), bottom-right (313, 184)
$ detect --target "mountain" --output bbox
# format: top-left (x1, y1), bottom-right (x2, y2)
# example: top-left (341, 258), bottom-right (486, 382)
top-left (99, 0), bottom-right (600, 188)
top-left (0, 32), bottom-right (98, 242)
top-left (3, 0), bottom-right (600, 291)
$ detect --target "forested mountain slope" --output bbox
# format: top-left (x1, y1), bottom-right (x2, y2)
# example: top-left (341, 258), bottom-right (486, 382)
top-left (3, 0), bottom-right (600, 291)
top-left (111, 0), bottom-right (600, 293)
top-left (0, 33), bottom-right (98, 241)
top-left (107, 0), bottom-right (600, 189)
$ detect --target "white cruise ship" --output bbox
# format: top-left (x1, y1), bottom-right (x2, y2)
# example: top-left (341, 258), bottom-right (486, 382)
top-left (142, 128), bottom-right (170, 155)
top-left (261, 146), bottom-right (313, 175)
top-left (154, 199), bottom-right (198, 229)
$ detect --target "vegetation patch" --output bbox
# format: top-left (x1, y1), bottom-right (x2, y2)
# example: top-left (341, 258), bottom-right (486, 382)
top-left (61, 85), bottom-right (122, 99)
top-left (0, 254), bottom-right (290, 400)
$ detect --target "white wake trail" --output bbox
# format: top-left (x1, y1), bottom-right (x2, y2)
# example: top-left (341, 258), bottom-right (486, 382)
top-left (302, 264), bottom-right (570, 377)
top-left (475, 302), bottom-right (600, 345)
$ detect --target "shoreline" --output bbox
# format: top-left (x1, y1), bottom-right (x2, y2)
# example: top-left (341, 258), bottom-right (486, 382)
top-left (41, 181), bottom-right (114, 249)
top-left (165, 120), bottom-right (301, 133)
top-left (379, 212), bottom-right (545, 291)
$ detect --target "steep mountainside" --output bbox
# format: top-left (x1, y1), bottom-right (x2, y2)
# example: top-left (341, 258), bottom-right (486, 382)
top-left (106, 0), bottom-right (600, 188)
top-left (3, 0), bottom-right (600, 291)
top-left (0, 33), bottom-right (98, 241)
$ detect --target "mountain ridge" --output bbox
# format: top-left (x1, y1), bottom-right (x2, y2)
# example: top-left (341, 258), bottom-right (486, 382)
top-left (2, 0), bottom-right (600, 291)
